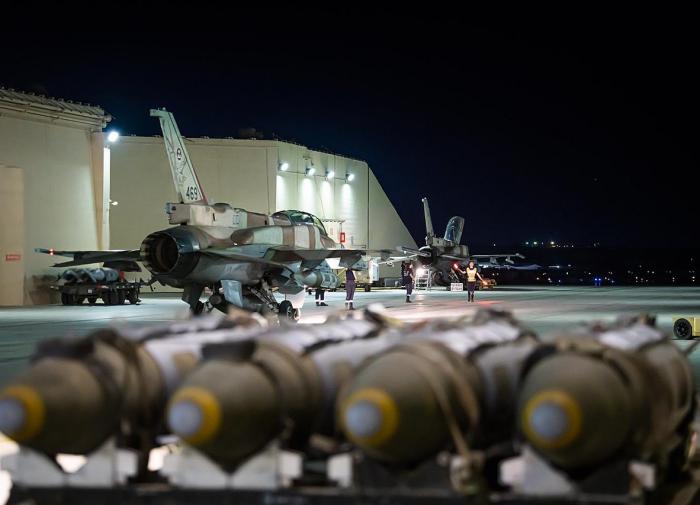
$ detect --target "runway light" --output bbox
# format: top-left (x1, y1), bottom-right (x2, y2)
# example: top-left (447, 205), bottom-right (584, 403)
top-left (107, 130), bottom-right (120, 143)
top-left (279, 161), bottom-right (289, 172)
top-left (346, 172), bottom-right (355, 183)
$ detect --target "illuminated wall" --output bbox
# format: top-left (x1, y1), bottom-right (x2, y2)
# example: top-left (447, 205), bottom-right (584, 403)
top-left (0, 94), bottom-right (107, 305)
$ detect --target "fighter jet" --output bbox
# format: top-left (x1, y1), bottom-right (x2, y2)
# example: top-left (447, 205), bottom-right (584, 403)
top-left (37, 109), bottom-right (384, 320)
top-left (393, 198), bottom-right (525, 286)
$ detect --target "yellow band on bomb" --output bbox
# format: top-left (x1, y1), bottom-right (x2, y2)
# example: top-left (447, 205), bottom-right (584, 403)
top-left (0, 385), bottom-right (45, 442)
top-left (341, 388), bottom-right (399, 448)
top-left (522, 389), bottom-right (582, 450)
top-left (168, 387), bottom-right (222, 446)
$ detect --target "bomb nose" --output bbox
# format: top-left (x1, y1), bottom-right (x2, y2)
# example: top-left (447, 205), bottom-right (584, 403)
top-left (167, 387), bottom-right (222, 446)
top-left (522, 390), bottom-right (582, 449)
top-left (0, 397), bottom-right (27, 435)
top-left (0, 386), bottom-right (45, 442)
top-left (341, 388), bottom-right (399, 448)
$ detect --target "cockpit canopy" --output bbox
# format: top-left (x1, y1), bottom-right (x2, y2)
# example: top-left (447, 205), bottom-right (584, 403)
top-left (272, 210), bottom-right (328, 236)
top-left (444, 216), bottom-right (465, 244)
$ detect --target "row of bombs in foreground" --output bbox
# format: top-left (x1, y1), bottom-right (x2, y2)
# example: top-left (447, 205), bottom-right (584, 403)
top-left (0, 308), bottom-right (697, 499)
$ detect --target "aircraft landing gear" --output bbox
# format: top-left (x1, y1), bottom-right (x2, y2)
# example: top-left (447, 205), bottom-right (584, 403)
top-left (183, 284), bottom-right (205, 315)
top-left (278, 300), bottom-right (299, 323)
top-left (192, 301), bottom-right (205, 315)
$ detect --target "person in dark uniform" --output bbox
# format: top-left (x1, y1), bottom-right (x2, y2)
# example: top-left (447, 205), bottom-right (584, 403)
top-left (457, 259), bottom-right (483, 303)
top-left (402, 261), bottom-right (415, 303)
top-left (315, 288), bottom-right (328, 306)
top-left (345, 267), bottom-right (356, 310)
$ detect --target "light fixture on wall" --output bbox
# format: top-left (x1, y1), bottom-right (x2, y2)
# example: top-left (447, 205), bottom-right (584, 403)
top-left (326, 169), bottom-right (335, 180)
top-left (278, 161), bottom-right (289, 172)
top-left (345, 172), bottom-right (355, 183)
top-left (106, 130), bottom-right (120, 143)
top-left (305, 164), bottom-right (316, 176)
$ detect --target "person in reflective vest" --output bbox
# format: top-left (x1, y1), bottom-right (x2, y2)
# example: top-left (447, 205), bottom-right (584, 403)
top-left (457, 259), bottom-right (483, 302)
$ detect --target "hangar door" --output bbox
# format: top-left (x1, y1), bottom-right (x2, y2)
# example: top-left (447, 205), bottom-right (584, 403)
top-left (0, 165), bottom-right (24, 305)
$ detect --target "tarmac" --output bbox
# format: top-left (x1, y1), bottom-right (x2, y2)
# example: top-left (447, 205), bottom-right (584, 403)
top-left (1, 285), bottom-right (700, 387)
top-left (1, 285), bottom-right (700, 503)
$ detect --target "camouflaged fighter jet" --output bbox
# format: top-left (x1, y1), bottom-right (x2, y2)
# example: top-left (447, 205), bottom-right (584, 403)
top-left (392, 198), bottom-right (526, 286)
top-left (37, 109), bottom-right (384, 320)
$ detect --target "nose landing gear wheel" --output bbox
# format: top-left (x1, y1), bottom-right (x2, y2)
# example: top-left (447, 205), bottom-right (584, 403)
top-left (278, 300), bottom-right (298, 323)
top-left (192, 301), bottom-right (205, 315)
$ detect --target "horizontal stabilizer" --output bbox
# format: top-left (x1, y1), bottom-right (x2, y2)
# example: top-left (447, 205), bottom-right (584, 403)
top-left (35, 248), bottom-right (141, 267)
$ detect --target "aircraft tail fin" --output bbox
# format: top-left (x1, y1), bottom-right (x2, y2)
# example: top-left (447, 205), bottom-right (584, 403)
top-left (422, 197), bottom-right (435, 239)
top-left (150, 108), bottom-right (208, 204)
top-left (444, 216), bottom-right (465, 244)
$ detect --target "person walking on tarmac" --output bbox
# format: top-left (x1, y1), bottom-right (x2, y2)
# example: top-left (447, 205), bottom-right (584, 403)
top-left (402, 261), bottom-right (415, 303)
top-left (345, 267), bottom-right (356, 310)
top-left (457, 259), bottom-right (483, 303)
top-left (315, 287), bottom-right (328, 307)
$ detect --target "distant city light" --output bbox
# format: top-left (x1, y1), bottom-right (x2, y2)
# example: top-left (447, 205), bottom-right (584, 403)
top-left (106, 130), bottom-right (120, 143)
top-left (279, 161), bottom-right (289, 171)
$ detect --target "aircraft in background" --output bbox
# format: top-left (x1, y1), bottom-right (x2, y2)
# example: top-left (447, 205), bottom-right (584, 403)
top-left (392, 198), bottom-right (529, 286)
top-left (38, 109), bottom-right (385, 320)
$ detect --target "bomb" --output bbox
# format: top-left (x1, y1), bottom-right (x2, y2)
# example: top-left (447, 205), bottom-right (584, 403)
top-left (0, 314), bottom-right (265, 457)
top-left (337, 310), bottom-right (538, 466)
top-left (517, 317), bottom-right (695, 472)
top-left (166, 314), bottom-right (396, 470)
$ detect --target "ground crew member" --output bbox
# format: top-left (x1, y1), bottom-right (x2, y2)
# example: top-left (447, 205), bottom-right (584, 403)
top-left (402, 261), bottom-right (415, 303)
top-left (315, 288), bottom-right (328, 307)
top-left (345, 268), bottom-right (356, 310)
top-left (457, 259), bottom-right (483, 303)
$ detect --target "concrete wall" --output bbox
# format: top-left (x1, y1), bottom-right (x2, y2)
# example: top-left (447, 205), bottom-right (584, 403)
top-left (0, 114), bottom-right (105, 304)
top-left (109, 137), bottom-right (279, 249)
top-left (0, 165), bottom-right (24, 305)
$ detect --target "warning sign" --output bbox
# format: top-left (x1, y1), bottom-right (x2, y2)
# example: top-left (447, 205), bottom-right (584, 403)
top-left (450, 283), bottom-right (463, 292)
top-left (5, 254), bottom-right (21, 262)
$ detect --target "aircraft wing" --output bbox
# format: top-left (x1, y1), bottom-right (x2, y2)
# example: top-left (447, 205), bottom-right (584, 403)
top-left (472, 253), bottom-right (525, 263)
top-left (35, 248), bottom-right (141, 268)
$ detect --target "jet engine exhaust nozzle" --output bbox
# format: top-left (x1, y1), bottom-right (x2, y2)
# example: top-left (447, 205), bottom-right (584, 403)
top-left (140, 228), bottom-right (200, 277)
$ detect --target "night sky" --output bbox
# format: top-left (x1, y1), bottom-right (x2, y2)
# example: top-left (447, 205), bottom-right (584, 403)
top-left (2, 9), bottom-right (697, 248)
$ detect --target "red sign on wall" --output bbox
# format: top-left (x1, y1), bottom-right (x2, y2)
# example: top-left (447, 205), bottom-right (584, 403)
top-left (5, 254), bottom-right (21, 262)
top-left (339, 232), bottom-right (346, 244)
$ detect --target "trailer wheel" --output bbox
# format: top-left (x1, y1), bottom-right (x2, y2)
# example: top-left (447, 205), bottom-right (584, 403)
top-left (364, 285), bottom-right (372, 292)
top-left (674, 318), bottom-right (694, 340)
top-left (87, 297), bottom-right (97, 305)
top-left (104, 291), bottom-right (119, 305)
top-left (127, 289), bottom-right (139, 304)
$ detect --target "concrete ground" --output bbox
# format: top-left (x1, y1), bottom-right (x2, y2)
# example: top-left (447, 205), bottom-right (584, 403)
top-left (1, 285), bottom-right (700, 503)
top-left (1, 285), bottom-right (700, 386)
